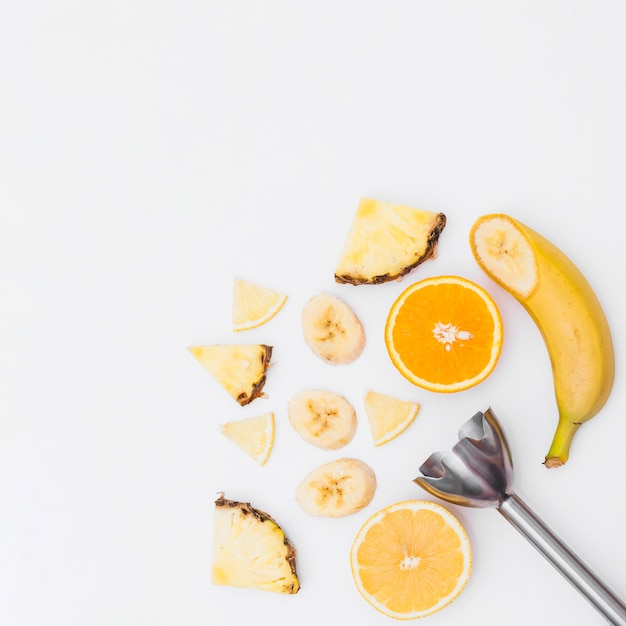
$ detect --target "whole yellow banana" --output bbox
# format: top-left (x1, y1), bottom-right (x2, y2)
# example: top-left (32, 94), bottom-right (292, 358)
top-left (469, 213), bottom-right (615, 468)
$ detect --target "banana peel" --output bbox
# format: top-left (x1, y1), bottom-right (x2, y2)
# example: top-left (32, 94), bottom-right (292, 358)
top-left (470, 214), bottom-right (615, 468)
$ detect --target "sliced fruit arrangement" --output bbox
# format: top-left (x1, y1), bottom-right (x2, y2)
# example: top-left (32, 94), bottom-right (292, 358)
top-left (470, 214), bottom-right (615, 467)
top-left (232, 278), bottom-right (287, 332)
top-left (350, 500), bottom-right (472, 619)
top-left (220, 412), bottom-right (275, 465)
top-left (385, 275), bottom-right (503, 393)
top-left (335, 197), bottom-right (446, 285)
top-left (287, 389), bottom-right (357, 450)
top-left (189, 344), bottom-right (272, 406)
top-left (363, 391), bottom-right (420, 446)
top-left (200, 198), bottom-right (621, 619)
top-left (301, 292), bottom-right (365, 364)
top-left (212, 494), bottom-right (300, 594)
top-left (295, 458), bottom-right (377, 518)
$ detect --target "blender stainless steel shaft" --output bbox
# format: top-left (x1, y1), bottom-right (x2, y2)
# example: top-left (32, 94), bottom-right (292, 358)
top-left (415, 408), bottom-right (626, 625)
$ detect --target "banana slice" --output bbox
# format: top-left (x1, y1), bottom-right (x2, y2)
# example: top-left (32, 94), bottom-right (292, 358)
top-left (301, 293), bottom-right (365, 364)
top-left (295, 458), bottom-right (377, 518)
top-left (288, 389), bottom-right (357, 450)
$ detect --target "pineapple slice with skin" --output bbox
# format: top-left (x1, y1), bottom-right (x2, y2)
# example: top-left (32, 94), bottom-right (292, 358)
top-left (363, 391), bottom-right (420, 446)
top-left (189, 344), bottom-right (272, 406)
top-left (335, 197), bottom-right (446, 285)
top-left (212, 495), bottom-right (300, 594)
top-left (220, 412), bottom-right (275, 465)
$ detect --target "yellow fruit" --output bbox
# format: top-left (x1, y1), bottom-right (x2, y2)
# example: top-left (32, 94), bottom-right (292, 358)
top-left (295, 458), bottom-right (377, 518)
top-left (363, 391), bottom-right (420, 446)
top-left (335, 197), bottom-right (446, 285)
top-left (300, 293), bottom-right (366, 365)
top-left (350, 500), bottom-right (472, 619)
top-left (385, 276), bottom-right (503, 393)
top-left (470, 214), bottom-right (615, 467)
top-left (287, 389), bottom-right (357, 450)
top-left (232, 278), bottom-right (287, 332)
top-left (212, 494), bottom-right (300, 594)
top-left (189, 344), bottom-right (272, 406)
top-left (220, 412), bottom-right (275, 465)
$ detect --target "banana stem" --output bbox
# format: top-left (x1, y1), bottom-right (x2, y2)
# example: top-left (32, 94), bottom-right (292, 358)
top-left (545, 419), bottom-right (581, 468)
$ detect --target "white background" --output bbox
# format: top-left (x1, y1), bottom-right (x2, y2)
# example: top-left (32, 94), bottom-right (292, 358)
top-left (1, 2), bottom-right (626, 625)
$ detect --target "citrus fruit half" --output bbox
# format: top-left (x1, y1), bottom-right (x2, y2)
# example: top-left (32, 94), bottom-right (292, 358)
top-left (385, 275), bottom-right (503, 393)
top-left (350, 500), bottom-right (472, 620)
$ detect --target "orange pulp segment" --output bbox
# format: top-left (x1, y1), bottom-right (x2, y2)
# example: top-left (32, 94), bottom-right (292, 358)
top-left (233, 278), bottom-right (287, 332)
top-left (350, 500), bottom-right (472, 619)
top-left (363, 391), bottom-right (420, 446)
top-left (220, 412), bottom-right (275, 465)
top-left (385, 275), bottom-right (503, 393)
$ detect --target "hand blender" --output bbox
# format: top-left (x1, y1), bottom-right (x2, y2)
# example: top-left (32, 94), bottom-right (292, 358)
top-left (414, 408), bottom-right (626, 625)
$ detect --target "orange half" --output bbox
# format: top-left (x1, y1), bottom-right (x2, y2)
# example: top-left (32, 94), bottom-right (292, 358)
top-left (385, 275), bottom-right (503, 393)
top-left (350, 500), bottom-right (472, 619)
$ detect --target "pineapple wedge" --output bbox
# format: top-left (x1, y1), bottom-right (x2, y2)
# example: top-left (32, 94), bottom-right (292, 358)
top-left (212, 495), bottom-right (300, 594)
top-left (189, 344), bottom-right (272, 406)
top-left (335, 197), bottom-right (446, 285)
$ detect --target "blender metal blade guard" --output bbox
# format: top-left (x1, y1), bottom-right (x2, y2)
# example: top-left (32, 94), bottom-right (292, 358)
top-left (414, 408), bottom-right (626, 625)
